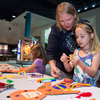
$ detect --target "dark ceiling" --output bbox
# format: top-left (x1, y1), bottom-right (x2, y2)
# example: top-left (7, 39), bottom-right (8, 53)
top-left (0, 0), bottom-right (100, 21)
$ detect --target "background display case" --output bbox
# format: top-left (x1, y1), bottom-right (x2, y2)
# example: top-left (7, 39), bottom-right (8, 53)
top-left (16, 37), bottom-right (38, 65)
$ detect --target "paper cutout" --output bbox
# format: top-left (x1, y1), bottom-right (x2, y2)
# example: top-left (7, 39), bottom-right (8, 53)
top-left (9, 78), bottom-right (91, 100)
top-left (37, 78), bottom-right (91, 95)
top-left (10, 90), bottom-right (46, 100)
top-left (21, 91), bottom-right (42, 99)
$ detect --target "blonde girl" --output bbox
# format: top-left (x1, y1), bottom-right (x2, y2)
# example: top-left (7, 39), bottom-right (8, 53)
top-left (60, 22), bottom-right (100, 86)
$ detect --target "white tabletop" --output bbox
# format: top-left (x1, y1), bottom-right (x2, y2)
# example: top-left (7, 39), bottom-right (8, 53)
top-left (0, 73), bottom-right (100, 100)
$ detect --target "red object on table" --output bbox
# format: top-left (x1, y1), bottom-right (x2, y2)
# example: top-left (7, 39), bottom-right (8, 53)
top-left (75, 92), bottom-right (92, 99)
top-left (0, 82), bottom-right (6, 88)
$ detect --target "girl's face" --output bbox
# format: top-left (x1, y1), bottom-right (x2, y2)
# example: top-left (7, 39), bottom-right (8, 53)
top-left (30, 49), bottom-right (40, 60)
top-left (30, 50), bottom-right (35, 59)
top-left (58, 12), bottom-right (76, 31)
top-left (75, 28), bottom-right (91, 49)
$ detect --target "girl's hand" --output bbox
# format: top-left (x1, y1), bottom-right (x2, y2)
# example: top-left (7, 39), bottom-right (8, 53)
top-left (60, 53), bottom-right (68, 63)
top-left (19, 66), bottom-right (23, 71)
top-left (70, 56), bottom-right (80, 67)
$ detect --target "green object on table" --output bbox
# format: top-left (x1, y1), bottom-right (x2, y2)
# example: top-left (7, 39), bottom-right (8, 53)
top-left (42, 78), bottom-right (55, 81)
top-left (7, 79), bottom-right (13, 84)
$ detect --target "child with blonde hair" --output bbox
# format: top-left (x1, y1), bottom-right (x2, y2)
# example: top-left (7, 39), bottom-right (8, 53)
top-left (60, 22), bottom-right (100, 86)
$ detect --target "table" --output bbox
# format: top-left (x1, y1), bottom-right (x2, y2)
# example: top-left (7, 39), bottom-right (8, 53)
top-left (0, 73), bottom-right (100, 100)
top-left (0, 63), bottom-right (19, 73)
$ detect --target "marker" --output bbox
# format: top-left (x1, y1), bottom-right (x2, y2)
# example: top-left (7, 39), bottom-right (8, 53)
top-left (40, 79), bottom-right (56, 83)
top-left (42, 78), bottom-right (55, 81)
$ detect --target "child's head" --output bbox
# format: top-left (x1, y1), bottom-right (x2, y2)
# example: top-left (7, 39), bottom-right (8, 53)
top-left (30, 43), bottom-right (47, 65)
top-left (75, 22), bottom-right (100, 53)
top-left (31, 43), bottom-right (45, 59)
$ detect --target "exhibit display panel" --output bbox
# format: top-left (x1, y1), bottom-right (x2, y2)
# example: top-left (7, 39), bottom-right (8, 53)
top-left (16, 37), bottom-right (38, 65)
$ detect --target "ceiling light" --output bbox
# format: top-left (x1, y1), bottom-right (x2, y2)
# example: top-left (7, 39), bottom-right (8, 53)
top-left (85, 7), bottom-right (88, 10)
top-left (12, 15), bottom-right (16, 18)
top-left (78, 9), bottom-right (81, 12)
top-left (12, 12), bottom-right (17, 18)
top-left (92, 5), bottom-right (95, 7)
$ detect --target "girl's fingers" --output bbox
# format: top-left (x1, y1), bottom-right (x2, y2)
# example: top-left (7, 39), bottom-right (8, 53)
top-left (63, 53), bottom-right (66, 55)
top-left (61, 56), bottom-right (65, 61)
top-left (70, 59), bottom-right (74, 63)
top-left (60, 57), bottom-right (63, 61)
top-left (70, 61), bottom-right (74, 67)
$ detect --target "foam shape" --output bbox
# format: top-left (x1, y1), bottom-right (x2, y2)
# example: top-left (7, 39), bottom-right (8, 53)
top-left (37, 78), bottom-right (91, 95)
top-left (9, 78), bottom-right (91, 100)
top-left (0, 76), bottom-right (5, 80)
top-left (10, 90), bottom-right (46, 100)
top-left (7, 75), bottom-right (15, 78)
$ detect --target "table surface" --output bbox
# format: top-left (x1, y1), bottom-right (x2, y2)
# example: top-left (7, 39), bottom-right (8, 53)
top-left (0, 73), bottom-right (100, 100)
top-left (0, 63), bottom-right (19, 71)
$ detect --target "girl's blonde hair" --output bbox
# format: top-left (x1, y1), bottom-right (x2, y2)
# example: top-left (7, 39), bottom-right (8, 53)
top-left (56, 2), bottom-right (79, 31)
top-left (31, 43), bottom-right (47, 65)
top-left (76, 22), bottom-right (100, 54)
